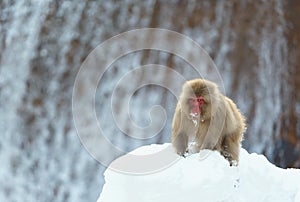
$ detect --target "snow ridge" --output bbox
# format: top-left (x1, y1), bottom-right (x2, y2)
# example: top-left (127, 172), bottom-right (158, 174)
top-left (98, 144), bottom-right (300, 202)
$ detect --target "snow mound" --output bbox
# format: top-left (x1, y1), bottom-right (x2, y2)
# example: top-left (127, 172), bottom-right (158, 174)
top-left (97, 144), bottom-right (300, 202)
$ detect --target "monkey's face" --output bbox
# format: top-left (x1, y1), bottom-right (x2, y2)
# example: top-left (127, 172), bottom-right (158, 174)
top-left (181, 79), bottom-right (215, 119)
top-left (188, 96), bottom-right (204, 116)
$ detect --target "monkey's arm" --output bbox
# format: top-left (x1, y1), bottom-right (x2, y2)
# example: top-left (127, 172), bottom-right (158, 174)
top-left (171, 105), bottom-right (188, 156)
top-left (200, 97), bottom-right (227, 150)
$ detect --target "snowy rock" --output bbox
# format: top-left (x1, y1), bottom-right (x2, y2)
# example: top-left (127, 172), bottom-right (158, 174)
top-left (97, 144), bottom-right (300, 202)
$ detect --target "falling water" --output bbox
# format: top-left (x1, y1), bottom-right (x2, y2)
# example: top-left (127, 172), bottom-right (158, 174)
top-left (0, 0), bottom-right (297, 201)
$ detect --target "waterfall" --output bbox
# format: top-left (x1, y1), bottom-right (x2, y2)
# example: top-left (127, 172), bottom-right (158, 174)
top-left (0, 0), bottom-right (298, 201)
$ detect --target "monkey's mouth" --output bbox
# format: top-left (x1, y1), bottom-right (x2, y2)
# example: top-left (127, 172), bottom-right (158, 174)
top-left (190, 112), bottom-right (199, 118)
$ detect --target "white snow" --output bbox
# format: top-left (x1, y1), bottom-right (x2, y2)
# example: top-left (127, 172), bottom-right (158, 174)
top-left (97, 144), bottom-right (300, 202)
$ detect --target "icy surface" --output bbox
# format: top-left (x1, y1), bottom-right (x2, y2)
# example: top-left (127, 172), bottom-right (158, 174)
top-left (97, 144), bottom-right (300, 202)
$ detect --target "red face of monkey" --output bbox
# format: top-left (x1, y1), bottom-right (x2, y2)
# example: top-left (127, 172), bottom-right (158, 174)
top-left (188, 96), bottom-right (204, 115)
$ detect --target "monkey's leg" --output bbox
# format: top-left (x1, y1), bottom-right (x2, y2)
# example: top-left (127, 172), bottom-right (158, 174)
top-left (213, 136), bottom-right (224, 152)
top-left (172, 132), bottom-right (188, 156)
top-left (221, 134), bottom-right (241, 165)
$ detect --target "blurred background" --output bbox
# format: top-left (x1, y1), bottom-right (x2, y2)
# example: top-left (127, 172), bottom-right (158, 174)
top-left (0, 0), bottom-right (299, 201)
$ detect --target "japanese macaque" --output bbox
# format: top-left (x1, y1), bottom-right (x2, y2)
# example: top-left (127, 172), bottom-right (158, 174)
top-left (171, 79), bottom-right (246, 165)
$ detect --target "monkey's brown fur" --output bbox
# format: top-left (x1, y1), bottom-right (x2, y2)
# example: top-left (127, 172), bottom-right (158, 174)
top-left (172, 79), bottom-right (246, 164)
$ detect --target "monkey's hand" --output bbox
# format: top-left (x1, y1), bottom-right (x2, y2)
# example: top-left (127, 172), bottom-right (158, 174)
top-left (175, 145), bottom-right (188, 157)
top-left (221, 150), bottom-right (238, 166)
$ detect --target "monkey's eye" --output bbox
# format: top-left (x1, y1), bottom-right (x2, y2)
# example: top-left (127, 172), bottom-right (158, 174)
top-left (188, 97), bottom-right (204, 106)
top-left (188, 98), bottom-right (197, 104)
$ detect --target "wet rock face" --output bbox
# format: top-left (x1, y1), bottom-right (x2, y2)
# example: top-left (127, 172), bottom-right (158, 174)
top-left (0, 0), bottom-right (299, 201)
